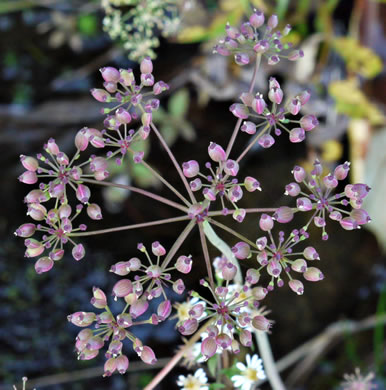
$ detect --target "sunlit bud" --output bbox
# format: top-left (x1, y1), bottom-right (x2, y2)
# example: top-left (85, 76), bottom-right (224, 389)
top-left (246, 268), bottom-right (260, 284)
top-left (140, 346), bottom-right (157, 365)
top-left (116, 355), bottom-right (129, 374)
top-left (258, 134), bottom-right (275, 148)
top-left (153, 81), bottom-right (169, 95)
top-left (19, 171), bottom-right (37, 184)
top-left (292, 165), bottom-right (306, 182)
top-left (268, 14), bottom-right (278, 29)
top-left (340, 217), bottom-right (358, 231)
top-left (74, 128), bottom-right (89, 151)
top-left (201, 337), bottom-right (217, 359)
top-left (304, 267), bottom-right (324, 281)
top-left (252, 316), bottom-right (272, 332)
top-left (267, 260), bottom-right (282, 277)
top-left (178, 318), bottom-right (198, 335)
top-left (303, 246), bottom-right (319, 260)
top-left (314, 216), bottom-right (326, 228)
top-left (208, 142), bottom-right (226, 162)
top-left (27, 203), bottom-right (46, 221)
top-left (256, 236), bottom-right (267, 250)
top-left (103, 81), bottom-right (117, 93)
top-left (352, 183), bottom-right (371, 199)
top-left (249, 10), bottom-right (264, 28)
top-left (287, 98), bottom-right (301, 115)
top-left (268, 55), bottom-right (280, 65)
top-left (98, 311), bottom-right (113, 324)
top-left (254, 39), bottom-right (269, 53)
top-left (190, 178), bottom-right (202, 192)
top-left (288, 50), bottom-right (304, 61)
top-left (240, 329), bottom-right (252, 347)
top-left (49, 183), bottom-right (64, 198)
top-left (232, 242), bottom-right (250, 259)
top-left (141, 112), bottom-right (152, 127)
top-left (350, 209), bottom-right (371, 225)
top-left (91, 88), bottom-right (111, 102)
top-left (300, 115), bottom-right (318, 131)
top-left (224, 159), bottom-right (239, 176)
top-left (252, 94), bottom-right (266, 115)
top-left (128, 257), bottom-right (141, 271)
top-left (67, 311), bottom-right (96, 327)
top-left (292, 259), bottom-right (307, 273)
top-left (157, 300), bottom-right (172, 321)
top-left (323, 174), bottom-right (338, 188)
top-left (289, 279), bottom-right (304, 295)
top-left (34, 257), bottom-right (54, 274)
top-left (25, 189), bottom-right (47, 204)
top-left (334, 162), bottom-right (350, 180)
top-left (240, 92), bottom-right (254, 106)
top-left (329, 210), bottom-right (342, 221)
top-left (259, 214), bottom-right (273, 231)
top-left (119, 68), bottom-right (134, 85)
top-left (283, 24), bottom-right (292, 35)
top-left (151, 241), bottom-right (166, 256)
top-left (103, 357), bottom-right (117, 377)
top-left (20, 155), bottom-right (39, 171)
top-left (268, 87), bottom-right (283, 104)
top-left (16, 223), bottom-right (36, 237)
top-left (90, 287), bottom-right (107, 309)
top-left (45, 138), bottom-right (60, 155)
top-left (112, 279), bottom-right (133, 298)
top-left (78, 348), bottom-right (99, 360)
top-left (274, 206), bottom-right (294, 223)
top-left (116, 313), bottom-right (132, 328)
top-left (189, 304), bottom-right (205, 319)
top-left (110, 261), bottom-right (130, 275)
top-left (230, 103), bottom-right (249, 119)
top-left (90, 157), bottom-right (107, 173)
top-left (231, 339), bottom-right (240, 354)
top-left (225, 23), bottom-right (239, 39)
top-left (86, 336), bottom-right (104, 351)
top-left (140, 56), bottom-right (153, 74)
top-left (252, 286), bottom-right (268, 300)
top-left (100, 67), bottom-right (120, 83)
top-left (222, 262), bottom-right (237, 280)
top-left (86, 203), bottom-right (102, 220)
top-left (72, 244), bottom-right (85, 261)
top-left (244, 176), bottom-right (261, 192)
top-left (175, 255), bottom-right (192, 274)
top-left (76, 184), bottom-right (91, 204)
top-left (141, 73), bottom-right (154, 86)
top-left (285, 182), bottom-right (300, 197)
top-left (289, 127), bottom-right (305, 143)
top-left (296, 197), bottom-right (312, 211)
top-left (25, 239), bottom-right (44, 257)
top-left (241, 121), bottom-right (257, 134)
top-left (173, 278), bottom-right (185, 294)
top-left (232, 208), bottom-right (246, 223)
top-left (182, 160), bottom-right (199, 178)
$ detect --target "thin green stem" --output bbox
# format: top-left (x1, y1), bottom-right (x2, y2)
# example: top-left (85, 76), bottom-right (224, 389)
top-left (198, 223), bottom-right (215, 289)
top-left (236, 123), bottom-right (270, 163)
top-left (207, 207), bottom-right (277, 217)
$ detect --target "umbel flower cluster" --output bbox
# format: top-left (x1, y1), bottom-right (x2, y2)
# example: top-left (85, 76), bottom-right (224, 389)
top-left (16, 9), bottom-right (371, 388)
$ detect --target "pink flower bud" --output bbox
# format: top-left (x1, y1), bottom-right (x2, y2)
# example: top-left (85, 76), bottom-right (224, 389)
top-left (273, 206), bottom-right (294, 223)
top-left (130, 298), bottom-right (149, 318)
top-left (268, 55), bottom-right (280, 65)
top-left (224, 159), bottom-right (239, 176)
top-left (116, 313), bottom-right (133, 328)
top-left (113, 279), bottom-right (133, 298)
top-left (175, 255), bottom-right (192, 274)
top-left (25, 240), bottom-right (44, 258)
top-left (119, 68), bottom-right (134, 85)
top-left (300, 115), bottom-right (318, 131)
top-left (173, 278), bottom-right (185, 294)
top-left (110, 261), bottom-right (130, 276)
top-left (296, 197), bottom-right (312, 211)
top-left (268, 87), bottom-right (283, 104)
top-left (133, 151), bottom-right (144, 164)
top-left (249, 10), bottom-right (264, 28)
top-left (27, 203), bottom-right (46, 221)
top-left (352, 183), bottom-right (371, 199)
top-left (285, 182), bottom-right (301, 196)
top-left (241, 121), bottom-right (257, 134)
top-left (232, 340), bottom-right (240, 354)
top-left (291, 259), bottom-right (307, 272)
top-left (190, 178), bottom-right (202, 191)
top-left (86, 336), bottom-right (104, 351)
top-left (246, 268), bottom-right (260, 284)
top-left (259, 214), bottom-right (273, 231)
top-left (252, 94), bottom-right (267, 114)
top-left (157, 300), bottom-right (172, 320)
top-left (287, 98), bottom-right (301, 115)
top-left (303, 246), bottom-right (319, 260)
top-left (350, 209), bottom-right (371, 225)
top-left (216, 333), bottom-right (232, 349)
top-left (103, 81), bottom-right (117, 93)
top-left (303, 267), bottom-right (324, 281)
top-left (75, 128), bottom-right (89, 151)
top-left (298, 90), bottom-right (311, 105)
top-left (329, 210), bottom-right (342, 221)
top-left (208, 142), bottom-right (226, 162)
top-left (91, 88), bottom-right (111, 102)
top-left (139, 346), bottom-right (157, 365)
top-left (334, 162), bottom-right (350, 180)
top-left (19, 171), bottom-right (37, 184)
top-left (103, 357), bottom-right (117, 377)
top-left (292, 165), bottom-right (306, 182)
top-left (232, 208), bottom-right (246, 223)
top-left (25, 189), bottom-right (47, 204)
top-left (252, 286), bottom-right (267, 300)
top-left (87, 203), bottom-right (102, 220)
top-left (232, 242), bottom-right (250, 259)
top-left (189, 304), bottom-right (205, 319)
top-left (254, 39), bottom-right (270, 53)
top-left (222, 262), bottom-right (237, 280)
top-left (100, 67), bottom-right (120, 83)
top-left (91, 287), bottom-right (107, 309)
top-left (76, 184), bottom-right (91, 204)
top-left (289, 127), bottom-right (305, 143)
top-left (252, 315), bottom-right (272, 331)
top-left (72, 244), bottom-right (85, 261)
top-left (151, 241), bottom-right (166, 256)
top-left (256, 236), bottom-right (267, 250)
top-left (201, 337), bottom-right (217, 359)
top-left (115, 108), bottom-right (132, 124)
top-left (340, 217), bottom-right (358, 231)
top-left (240, 92), bottom-right (254, 106)
top-left (288, 50), bottom-right (304, 61)
top-left (141, 73), bottom-right (154, 86)
top-left (268, 14), bottom-right (278, 29)
top-left (258, 134), bottom-right (275, 148)
top-left (20, 155), bottom-right (39, 171)
top-left (140, 57), bottom-right (153, 74)
top-left (267, 260), bottom-right (282, 277)
top-left (46, 138), bottom-right (60, 155)
top-left (225, 23), bottom-right (239, 39)
top-left (178, 318), bottom-right (198, 335)
top-left (90, 135), bottom-right (105, 149)
top-left (35, 257), bottom-right (54, 274)
top-left (116, 355), bottom-right (129, 374)
top-left (244, 176), bottom-right (261, 192)
top-left (68, 311), bottom-right (96, 327)
top-left (289, 279), bottom-right (304, 295)
top-left (153, 81), bottom-right (169, 95)
top-left (16, 223), bottom-right (36, 237)
top-left (182, 160), bottom-right (199, 178)
top-left (235, 53), bottom-right (250, 66)
top-left (240, 329), bottom-right (252, 347)
top-left (230, 103), bottom-right (249, 119)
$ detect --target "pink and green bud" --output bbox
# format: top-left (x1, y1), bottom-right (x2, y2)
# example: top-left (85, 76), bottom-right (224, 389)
top-left (91, 287), bottom-right (107, 309)
top-left (252, 315), bottom-right (271, 331)
top-left (100, 67), bottom-right (120, 83)
top-left (289, 127), bottom-right (305, 143)
top-left (74, 129), bottom-right (89, 151)
top-left (323, 174), bottom-right (338, 188)
top-left (86, 336), bottom-right (104, 351)
top-left (283, 24), bottom-right (292, 35)
top-left (139, 346), bottom-right (157, 365)
top-left (246, 268), bottom-right (260, 284)
top-left (72, 244), bottom-right (85, 261)
top-left (46, 138), bottom-right (60, 155)
top-left (90, 135), bottom-right (105, 149)
top-left (334, 162), bottom-right (350, 180)
top-left (153, 81), bottom-right (169, 95)
top-left (78, 348), bottom-right (99, 360)
top-left (273, 206), bottom-right (294, 223)
top-left (116, 355), bottom-right (129, 374)
top-left (87, 203), bottom-right (103, 220)
top-left (140, 57), bottom-right (153, 74)
top-left (133, 151), bottom-right (144, 164)
top-left (232, 208), bottom-right (246, 223)
top-left (240, 329), bottom-right (252, 347)
top-left (258, 134), bottom-right (275, 148)
top-left (259, 214), bottom-right (273, 231)
top-left (189, 304), bottom-right (205, 319)
top-left (300, 115), bottom-right (318, 131)
top-left (203, 188), bottom-right (216, 202)
top-left (289, 279), bottom-right (304, 295)
top-left (267, 260), bottom-right (282, 277)
top-left (119, 68), bottom-right (134, 85)
top-left (182, 160), bottom-right (199, 178)
top-left (296, 197), bottom-right (312, 211)
top-left (68, 311), bottom-right (96, 327)
top-left (141, 73), bottom-right (154, 86)
top-left (157, 300), bottom-right (172, 321)
top-left (115, 108), bottom-right (132, 124)
top-left (35, 257), bottom-right (54, 274)
top-left (25, 189), bottom-right (48, 203)
top-left (241, 121), bottom-right (257, 134)
top-left (340, 217), bottom-right (358, 231)
top-left (303, 246), bottom-right (319, 260)
top-left (268, 87), bottom-right (283, 104)
top-left (130, 299), bottom-right (149, 318)
top-left (234, 53), bottom-right (250, 66)
top-left (298, 90), bottom-right (311, 105)
top-left (230, 103), bottom-right (249, 119)
top-left (103, 81), bottom-right (117, 93)
top-left (151, 241), bottom-right (166, 256)
top-left (252, 286), bottom-right (268, 300)
top-left (27, 203), bottom-right (46, 221)
top-left (190, 178), bottom-right (202, 192)
top-left (249, 10), bottom-right (264, 28)
top-left (256, 236), bottom-right (267, 250)
top-left (76, 184), bottom-right (91, 204)
top-left (103, 357), bottom-right (117, 377)
top-left (16, 223), bottom-right (36, 237)
top-left (98, 311), bottom-right (114, 324)
top-left (91, 88), bottom-right (111, 102)
top-left (178, 318), bottom-right (198, 335)
top-left (252, 95), bottom-right (266, 114)
top-left (244, 176), bottom-right (261, 192)
top-left (117, 313), bottom-right (133, 328)
top-left (25, 239), bottom-right (44, 257)
top-left (224, 159), bottom-right (239, 176)
top-left (232, 242), bottom-right (251, 259)
top-left (231, 340), bottom-right (240, 354)
top-left (20, 155), bottom-right (39, 171)
top-left (267, 14), bottom-right (278, 29)
top-left (112, 279), bottom-right (133, 298)
top-left (201, 337), bottom-right (217, 359)
top-left (175, 255), bottom-right (192, 274)
top-left (329, 210), bottom-right (342, 221)
top-left (350, 209), bottom-right (371, 225)
top-left (173, 278), bottom-right (185, 294)
top-left (225, 23), bottom-right (239, 39)
top-left (291, 259), bottom-right (307, 272)
top-left (303, 267), bottom-right (324, 281)
top-left (19, 171), bottom-right (37, 184)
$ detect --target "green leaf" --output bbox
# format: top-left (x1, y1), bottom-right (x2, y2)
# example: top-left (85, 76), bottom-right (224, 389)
top-left (275, 0), bottom-right (290, 19)
top-left (160, 125), bottom-right (178, 146)
top-left (209, 384), bottom-right (226, 390)
top-left (77, 13), bottom-right (98, 37)
top-left (168, 89), bottom-right (190, 118)
top-left (207, 355), bottom-right (218, 378)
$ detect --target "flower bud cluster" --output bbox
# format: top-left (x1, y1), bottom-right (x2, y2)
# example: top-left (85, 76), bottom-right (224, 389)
top-left (286, 160), bottom-right (371, 240)
top-left (231, 78), bottom-right (318, 147)
top-left (68, 286), bottom-right (160, 376)
top-left (214, 10), bottom-right (304, 66)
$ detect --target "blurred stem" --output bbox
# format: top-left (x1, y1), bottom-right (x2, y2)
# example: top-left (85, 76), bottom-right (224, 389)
top-left (80, 178), bottom-right (188, 212)
top-left (198, 222), bottom-right (216, 289)
top-left (236, 123), bottom-right (270, 163)
top-left (208, 207), bottom-right (277, 217)
top-left (225, 53), bottom-right (262, 159)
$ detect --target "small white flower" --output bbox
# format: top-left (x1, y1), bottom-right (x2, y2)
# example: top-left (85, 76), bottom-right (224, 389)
top-left (231, 354), bottom-right (266, 390)
top-left (177, 368), bottom-right (209, 390)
